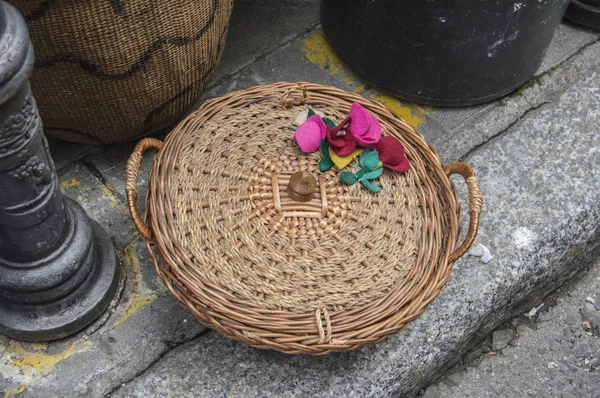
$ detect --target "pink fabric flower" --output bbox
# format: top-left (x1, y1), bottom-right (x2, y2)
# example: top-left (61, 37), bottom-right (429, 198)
top-left (294, 115), bottom-right (327, 153)
top-left (326, 116), bottom-right (357, 156)
top-left (348, 103), bottom-right (382, 149)
top-left (376, 136), bottom-right (410, 172)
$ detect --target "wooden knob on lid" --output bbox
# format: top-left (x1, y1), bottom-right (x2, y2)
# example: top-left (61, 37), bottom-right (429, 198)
top-left (287, 171), bottom-right (317, 202)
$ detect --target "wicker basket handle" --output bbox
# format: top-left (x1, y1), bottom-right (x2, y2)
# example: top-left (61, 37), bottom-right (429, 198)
top-left (125, 137), bottom-right (163, 240)
top-left (444, 162), bottom-right (483, 263)
top-left (280, 84), bottom-right (308, 109)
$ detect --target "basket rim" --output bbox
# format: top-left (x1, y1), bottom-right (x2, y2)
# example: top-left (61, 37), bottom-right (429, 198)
top-left (139, 82), bottom-right (476, 354)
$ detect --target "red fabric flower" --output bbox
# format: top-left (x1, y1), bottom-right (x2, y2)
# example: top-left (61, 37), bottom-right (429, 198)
top-left (326, 116), bottom-right (356, 156)
top-left (376, 136), bottom-right (410, 172)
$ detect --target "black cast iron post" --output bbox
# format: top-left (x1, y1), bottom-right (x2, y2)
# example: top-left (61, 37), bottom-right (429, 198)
top-left (0, 1), bottom-right (120, 341)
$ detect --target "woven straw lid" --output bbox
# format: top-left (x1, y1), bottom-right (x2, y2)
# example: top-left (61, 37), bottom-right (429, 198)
top-left (126, 82), bottom-right (482, 354)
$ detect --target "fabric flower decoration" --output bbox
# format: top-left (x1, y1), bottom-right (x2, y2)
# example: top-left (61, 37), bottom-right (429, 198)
top-left (292, 103), bottom-right (406, 194)
top-left (347, 103), bottom-right (382, 149)
top-left (376, 136), bottom-right (410, 172)
top-left (294, 108), bottom-right (325, 126)
top-left (294, 114), bottom-right (327, 153)
top-left (326, 116), bottom-right (356, 156)
top-left (329, 146), bottom-right (363, 170)
top-left (319, 140), bottom-right (334, 171)
top-left (340, 150), bottom-right (384, 192)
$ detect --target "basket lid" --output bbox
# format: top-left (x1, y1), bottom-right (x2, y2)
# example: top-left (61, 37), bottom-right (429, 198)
top-left (134, 83), bottom-right (481, 353)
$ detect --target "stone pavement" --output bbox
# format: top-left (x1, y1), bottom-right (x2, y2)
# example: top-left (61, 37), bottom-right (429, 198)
top-left (423, 257), bottom-right (600, 398)
top-left (1, 2), bottom-right (600, 397)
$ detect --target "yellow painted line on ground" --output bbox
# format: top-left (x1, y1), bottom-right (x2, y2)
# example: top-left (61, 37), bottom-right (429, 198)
top-left (114, 294), bottom-right (157, 327)
top-left (3, 383), bottom-right (25, 398)
top-left (113, 242), bottom-right (158, 326)
top-left (98, 184), bottom-right (120, 208)
top-left (8, 340), bottom-right (87, 378)
top-left (60, 178), bottom-right (80, 189)
top-left (302, 30), bottom-right (430, 128)
top-left (302, 29), bottom-right (358, 87)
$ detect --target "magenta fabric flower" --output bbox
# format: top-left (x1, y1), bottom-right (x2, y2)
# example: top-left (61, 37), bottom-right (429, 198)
top-left (294, 114), bottom-right (327, 153)
top-left (348, 103), bottom-right (382, 149)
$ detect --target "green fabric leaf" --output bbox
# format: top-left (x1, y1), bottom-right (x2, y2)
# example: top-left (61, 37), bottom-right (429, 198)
top-left (359, 167), bottom-right (384, 181)
top-left (358, 149), bottom-right (369, 168)
top-left (307, 108), bottom-right (316, 117)
top-left (319, 157), bottom-right (334, 172)
top-left (356, 168), bottom-right (368, 179)
top-left (323, 117), bottom-right (337, 128)
top-left (375, 161), bottom-right (383, 170)
top-left (361, 179), bottom-right (381, 193)
top-left (320, 140), bottom-right (330, 158)
top-left (360, 150), bottom-right (380, 170)
top-left (340, 172), bottom-right (358, 185)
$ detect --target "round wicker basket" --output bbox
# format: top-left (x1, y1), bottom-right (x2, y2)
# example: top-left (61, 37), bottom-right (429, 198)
top-left (126, 82), bottom-right (482, 355)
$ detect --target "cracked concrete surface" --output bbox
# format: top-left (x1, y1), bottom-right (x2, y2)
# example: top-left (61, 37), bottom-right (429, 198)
top-left (1, 2), bottom-right (600, 397)
top-left (102, 62), bottom-right (600, 398)
top-left (423, 257), bottom-right (600, 398)
top-left (439, 37), bottom-right (600, 163)
top-left (103, 328), bottom-right (212, 398)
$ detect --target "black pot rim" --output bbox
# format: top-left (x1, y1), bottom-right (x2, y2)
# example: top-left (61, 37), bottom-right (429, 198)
top-left (565, 0), bottom-right (600, 30)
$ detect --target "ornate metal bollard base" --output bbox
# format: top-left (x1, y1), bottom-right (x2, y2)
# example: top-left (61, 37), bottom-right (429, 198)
top-left (0, 1), bottom-right (120, 341)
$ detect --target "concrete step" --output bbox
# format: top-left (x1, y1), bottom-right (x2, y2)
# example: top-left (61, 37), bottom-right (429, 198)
top-left (423, 257), bottom-right (600, 397)
top-left (109, 40), bottom-right (600, 398)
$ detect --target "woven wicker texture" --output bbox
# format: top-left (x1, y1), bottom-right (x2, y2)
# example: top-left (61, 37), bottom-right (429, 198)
top-left (126, 82), bottom-right (482, 354)
top-left (11, 0), bottom-right (233, 144)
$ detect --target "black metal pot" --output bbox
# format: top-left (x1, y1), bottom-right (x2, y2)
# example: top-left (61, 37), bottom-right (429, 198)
top-left (321, 0), bottom-right (570, 106)
top-left (565, 0), bottom-right (600, 30)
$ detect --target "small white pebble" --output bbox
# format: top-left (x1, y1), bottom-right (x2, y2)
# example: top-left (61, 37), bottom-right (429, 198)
top-left (548, 362), bottom-right (558, 369)
top-left (586, 296), bottom-right (595, 305)
top-left (467, 244), bottom-right (493, 263)
top-left (525, 303), bottom-right (544, 319)
top-left (585, 359), bottom-right (590, 365)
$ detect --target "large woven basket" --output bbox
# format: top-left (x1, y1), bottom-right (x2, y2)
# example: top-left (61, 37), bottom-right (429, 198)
top-left (126, 82), bottom-right (482, 355)
top-left (11, 0), bottom-right (233, 144)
